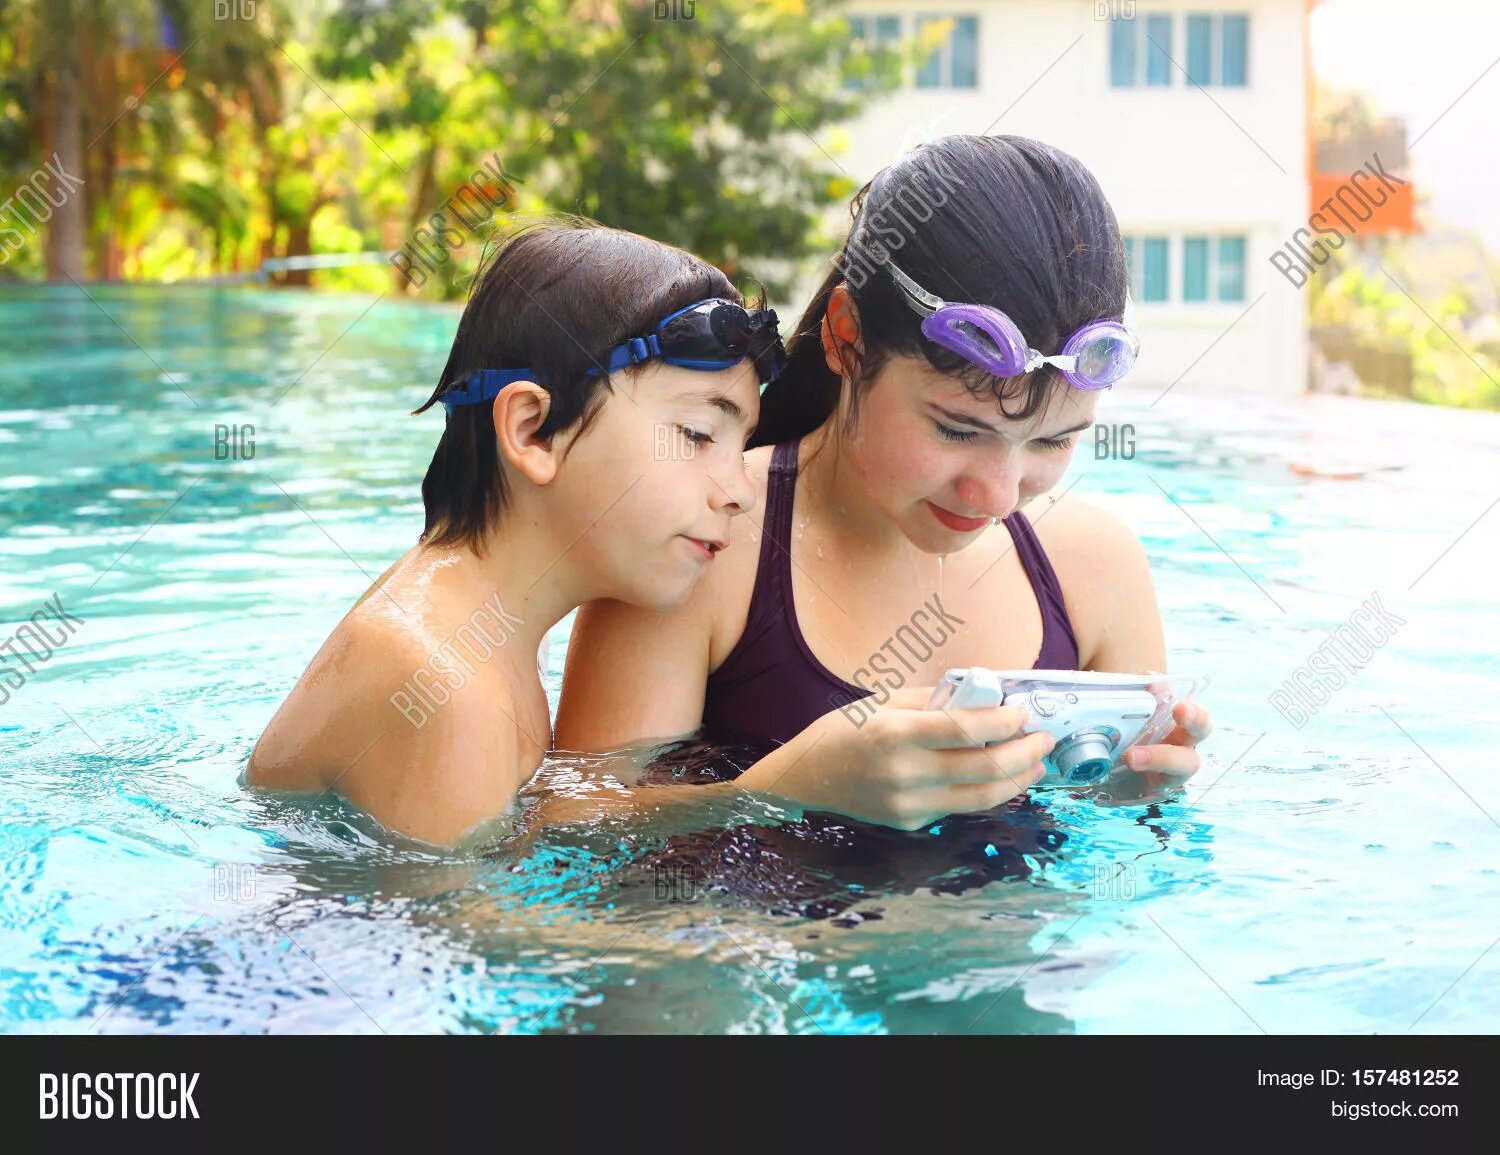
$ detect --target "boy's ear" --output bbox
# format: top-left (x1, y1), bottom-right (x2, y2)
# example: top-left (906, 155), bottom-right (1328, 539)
top-left (492, 382), bottom-right (559, 485)
top-left (821, 284), bottom-right (863, 377)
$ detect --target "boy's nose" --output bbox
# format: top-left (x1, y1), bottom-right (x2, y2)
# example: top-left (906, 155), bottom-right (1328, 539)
top-left (710, 455), bottom-right (757, 517)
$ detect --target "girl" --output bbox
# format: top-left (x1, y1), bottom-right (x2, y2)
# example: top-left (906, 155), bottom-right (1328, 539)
top-left (554, 135), bottom-right (1214, 833)
top-left (246, 220), bottom-right (784, 846)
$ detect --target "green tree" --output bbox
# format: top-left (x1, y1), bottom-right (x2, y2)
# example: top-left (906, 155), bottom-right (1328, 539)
top-left (313, 0), bottom-right (877, 297)
top-left (1, 0), bottom-right (895, 296)
top-left (489, 0), bottom-right (867, 296)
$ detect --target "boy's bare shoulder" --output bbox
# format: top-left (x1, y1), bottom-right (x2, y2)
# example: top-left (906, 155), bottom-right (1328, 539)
top-left (248, 605), bottom-right (538, 846)
top-left (248, 602), bottom-right (518, 783)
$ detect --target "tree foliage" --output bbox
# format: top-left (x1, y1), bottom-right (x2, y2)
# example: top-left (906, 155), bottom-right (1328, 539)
top-left (0, 0), bottom-right (889, 298)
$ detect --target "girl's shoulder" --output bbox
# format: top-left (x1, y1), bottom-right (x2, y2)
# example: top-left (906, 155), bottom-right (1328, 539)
top-left (1024, 488), bottom-right (1158, 666)
top-left (1024, 488), bottom-right (1144, 565)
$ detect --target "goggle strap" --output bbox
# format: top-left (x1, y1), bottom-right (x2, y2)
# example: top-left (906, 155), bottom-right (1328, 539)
top-left (441, 368), bottom-right (536, 410)
top-left (586, 333), bottom-right (663, 378)
top-left (1027, 352), bottom-right (1079, 373)
top-left (440, 301), bottom-right (786, 410)
top-left (882, 259), bottom-right (945, 314)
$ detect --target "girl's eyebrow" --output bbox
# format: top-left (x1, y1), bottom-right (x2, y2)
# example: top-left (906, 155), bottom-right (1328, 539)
top-left (928, 402), bottom-right (1091, 439)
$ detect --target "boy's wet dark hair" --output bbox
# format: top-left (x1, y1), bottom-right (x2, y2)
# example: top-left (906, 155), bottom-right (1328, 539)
top-left (751, 134), bottom-right (1128, 449)
top-left (414, 218), bottom-right (742, 553)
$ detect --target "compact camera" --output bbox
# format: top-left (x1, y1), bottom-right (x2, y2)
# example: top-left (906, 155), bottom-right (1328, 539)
top-left (925, 668), bottom-right (1208, 788)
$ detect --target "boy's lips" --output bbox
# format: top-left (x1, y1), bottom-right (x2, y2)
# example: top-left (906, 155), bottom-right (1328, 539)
top-left (926, 501), bottom-right (992, 533)
top-left (682, 536), bottom-right (726, 559)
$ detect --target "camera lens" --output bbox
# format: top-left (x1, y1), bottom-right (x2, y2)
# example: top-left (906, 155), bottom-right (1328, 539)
top-left (1053, 730), bottom-right (1117, 785)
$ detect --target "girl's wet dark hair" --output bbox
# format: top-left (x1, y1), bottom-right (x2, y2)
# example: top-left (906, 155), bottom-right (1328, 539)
top-left (414, 217), bottom-right (743, 552)
top-left (751, 134), bottom-right (1127, 449)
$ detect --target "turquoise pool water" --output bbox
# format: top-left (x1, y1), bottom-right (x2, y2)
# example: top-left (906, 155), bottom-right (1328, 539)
top-left (2, 285), bottom-right (1497, 1034)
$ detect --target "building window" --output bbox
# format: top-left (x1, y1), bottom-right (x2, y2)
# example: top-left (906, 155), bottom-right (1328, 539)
top-left (1109, 18), bottom-right (1134, 86)
top-left (844, 14), bottom-right (903, 91)
top-left (1183, 237), bottom-right (1210, 301)
top-left (1113, 12), bottom-right (1249, 88)
top-left (1186, 13), bottom-right (1249, 87)
top-left (1110, 14), bottom-right (1174, 88)
top-left (1125, 235), bottom-right (1171, 302)
top-left (1146, 15), bottom-right (1173, 85)
top-left (1182, 235), bottom-right (1250, 302)
top-left (1216, 235), bottom-right (1246, 300)
top-left (916, 15), bottom-right (979, 89)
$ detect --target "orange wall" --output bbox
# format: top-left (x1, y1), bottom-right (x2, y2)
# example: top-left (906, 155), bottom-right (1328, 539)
top-left (1309, 171), bottom-right (1416, 234)
top-left (1304, 0), bottom-right (1416, 235)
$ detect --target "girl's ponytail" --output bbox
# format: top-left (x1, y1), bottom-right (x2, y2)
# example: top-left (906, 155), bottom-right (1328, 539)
top-left (747, 263), bottom-right (845, 449)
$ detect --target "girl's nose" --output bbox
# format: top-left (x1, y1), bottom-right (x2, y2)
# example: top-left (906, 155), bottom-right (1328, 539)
top-left (956, 463), bottom-right (1020, 521)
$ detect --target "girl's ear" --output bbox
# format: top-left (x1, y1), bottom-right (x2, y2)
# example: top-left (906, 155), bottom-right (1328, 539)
top-left (492, 382), bottom-right (560, 485)
top-left (821, 284), bottom-right (864, 378)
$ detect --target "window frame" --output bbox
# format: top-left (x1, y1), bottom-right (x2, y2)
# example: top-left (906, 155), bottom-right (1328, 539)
top-left (1185, 11), bottom-right (1250, 88)
top-left (1129, 232), bottom-right (1250, 304)
top-left (1112, 11), bottom-right (1251, 89)
top-left (906, 12), bottom-right (982, 90)
top-left (843, 12), bottom-right (905, 92)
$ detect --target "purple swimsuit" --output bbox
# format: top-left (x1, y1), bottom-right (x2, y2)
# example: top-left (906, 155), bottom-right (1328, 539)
top-left (701, 438), bottom-right (1080, 746)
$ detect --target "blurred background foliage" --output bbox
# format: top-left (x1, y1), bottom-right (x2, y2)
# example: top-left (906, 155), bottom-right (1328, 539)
top-left (2, 2), bottom-right (1493, 406)
top-left (0, 0), bottom-right (902, 300)
top-left (1308, 82), bottom-right (1500, 408)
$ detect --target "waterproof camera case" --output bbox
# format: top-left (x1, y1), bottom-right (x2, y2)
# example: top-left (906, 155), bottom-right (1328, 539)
top-left (925, 669), bottom-right (1209, 788)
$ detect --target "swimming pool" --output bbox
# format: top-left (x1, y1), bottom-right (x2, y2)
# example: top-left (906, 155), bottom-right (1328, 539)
top-left (3, 285), bottom-right (1497, 1034)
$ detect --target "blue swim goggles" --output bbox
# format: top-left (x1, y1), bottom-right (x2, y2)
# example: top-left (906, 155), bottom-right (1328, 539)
top-left (439, 298), bottom-right (786, 412)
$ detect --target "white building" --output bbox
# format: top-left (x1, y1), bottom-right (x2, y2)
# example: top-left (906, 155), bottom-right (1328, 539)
top-left (819, 0), bottom-right (1315, 396)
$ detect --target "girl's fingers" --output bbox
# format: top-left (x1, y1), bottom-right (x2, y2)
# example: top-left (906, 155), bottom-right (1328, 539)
top-left (1171, 700), bottom-right (1214, 744)
top-left (943, 761), bottom-right (1048, 810)
top-left (911, 704), bottom-right (1034, 750)
top-left (933, 732), bottom-right (1055, 785)
top-left (1146, 705), bottom-right (1213, 751)
top-left (1123, 742), bottom-right (1201, 778)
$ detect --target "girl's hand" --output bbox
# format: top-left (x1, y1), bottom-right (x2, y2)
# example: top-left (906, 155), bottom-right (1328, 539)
top-left (1120, 699), bottom-right (1214, 784)
top-left (738, 687), bottom-right (1056, 831)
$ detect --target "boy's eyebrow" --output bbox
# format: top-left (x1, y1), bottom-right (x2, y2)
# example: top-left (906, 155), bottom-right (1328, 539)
top-left (928, 402), bottom-right (1091, 439)
top-left (683, 389), bottom-right (750, 424)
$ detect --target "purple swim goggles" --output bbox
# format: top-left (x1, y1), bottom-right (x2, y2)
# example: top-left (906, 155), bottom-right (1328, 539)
top-left (882, 259), bottom-right (1138, 391)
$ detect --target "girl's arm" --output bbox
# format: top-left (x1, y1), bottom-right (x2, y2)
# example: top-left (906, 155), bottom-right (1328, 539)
top-left (549, 591), bottom-right (1052, 836)
top-left (539, 575), bottom-right (785, 840)
top-left (554, 593), bottom-right (717, 751)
